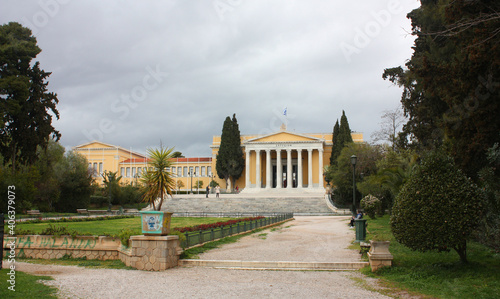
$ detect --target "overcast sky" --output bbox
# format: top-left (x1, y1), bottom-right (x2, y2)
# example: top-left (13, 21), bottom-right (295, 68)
top-left (1, 0), bottom-right (420, 157)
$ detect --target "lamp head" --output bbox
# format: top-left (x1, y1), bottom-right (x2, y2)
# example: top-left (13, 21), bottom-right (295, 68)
top-left (350, 155), bottom-right (357, 166)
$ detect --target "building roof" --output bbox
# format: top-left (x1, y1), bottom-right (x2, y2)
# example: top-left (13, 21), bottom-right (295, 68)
top-left (120, 157), bottom-right (212, 164)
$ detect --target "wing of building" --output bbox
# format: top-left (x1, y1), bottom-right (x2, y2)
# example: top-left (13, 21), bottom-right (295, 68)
top-left (73, 129), bottom-right (362, 193)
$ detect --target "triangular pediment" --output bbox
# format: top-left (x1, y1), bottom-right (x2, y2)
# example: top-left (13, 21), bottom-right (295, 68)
top-left (245, 131), bottom-right (323, 143)
top-left (73, 141), bottom-right (119, 150)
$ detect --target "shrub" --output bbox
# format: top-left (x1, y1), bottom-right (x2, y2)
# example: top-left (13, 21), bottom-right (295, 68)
top-left (391, 150), bottom-right (485, 263)
top-left (361, 194), bottom-right (382, 219)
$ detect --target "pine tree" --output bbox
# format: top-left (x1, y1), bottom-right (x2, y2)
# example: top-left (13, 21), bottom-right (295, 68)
top-left (0, 22), bottom-right (60, 171)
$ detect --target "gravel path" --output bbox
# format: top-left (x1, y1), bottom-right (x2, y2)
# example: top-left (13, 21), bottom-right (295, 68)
top-left (198, 216), bottom-right (361, 262)
top-left (8, 216), bottom-right (392, 298)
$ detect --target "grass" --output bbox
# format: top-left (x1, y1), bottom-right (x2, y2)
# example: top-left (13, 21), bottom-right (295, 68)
top-left (0, 268), bottom-right (58, 298)
top-left (15, 217), bottom-right (236, 236)
top-left (360, 215), bottom-right (500, 299)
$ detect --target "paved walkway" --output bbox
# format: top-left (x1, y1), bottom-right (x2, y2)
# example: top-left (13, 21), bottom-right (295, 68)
top-left (6, 216), bottom-right (392, 298)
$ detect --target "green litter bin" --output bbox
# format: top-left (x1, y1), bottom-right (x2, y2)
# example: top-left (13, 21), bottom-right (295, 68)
top-left (354, 219), bottom-right (367, 242)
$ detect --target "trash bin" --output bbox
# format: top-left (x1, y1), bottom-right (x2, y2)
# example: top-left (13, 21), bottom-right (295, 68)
top-left (354, 219), bottom-right (367, 242)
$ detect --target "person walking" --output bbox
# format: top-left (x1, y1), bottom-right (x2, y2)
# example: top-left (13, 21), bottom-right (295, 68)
top-left (206, 185), bottom-right (210, 198)
top-left (215, 185), bottom-right (220, 198)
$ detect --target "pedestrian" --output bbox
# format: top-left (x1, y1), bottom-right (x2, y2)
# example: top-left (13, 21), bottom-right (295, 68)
top-left (206, 185), bottom-right (210, 198)
top-left (215, 185), bottom-right (220, 198)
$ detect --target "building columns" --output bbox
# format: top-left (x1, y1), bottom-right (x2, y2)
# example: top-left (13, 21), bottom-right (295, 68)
top-left (265, 149), bottom-right (271, 189)
top-left (255, 150), bottom-right (261, 189)
top-left (297, 149), bottom-right (303, 188)
top-left (276, 149), bottom-right (282, 189)
top-left (286, 149), bottom-right (292, 189)
top-left (318, 148), bottom-right (324, 188)
top-left (308, 149), bottom-right (313, 188)
top-left (245, 149), bottom-right (250, 188)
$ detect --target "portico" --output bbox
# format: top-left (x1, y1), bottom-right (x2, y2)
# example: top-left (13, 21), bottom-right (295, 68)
top-left (242, 131), bottom-right (326, 192)
top-left (210, 128), bottom-right (363, 194)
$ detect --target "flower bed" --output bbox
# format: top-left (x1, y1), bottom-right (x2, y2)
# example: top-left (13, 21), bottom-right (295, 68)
top-left (173, 217), bottom-right (265, 233)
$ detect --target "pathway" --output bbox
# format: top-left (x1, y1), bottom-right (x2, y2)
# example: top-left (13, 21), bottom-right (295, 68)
top-left (6, 216), bottom-right (392, 298)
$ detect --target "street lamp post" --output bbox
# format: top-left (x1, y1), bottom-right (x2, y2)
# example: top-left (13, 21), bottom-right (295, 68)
top-left (189, 171), bottom-right (195, 194)
top-left (210, 173), bottom-right (215, 194)
top-left (350, 155), bottom-right (357, 216)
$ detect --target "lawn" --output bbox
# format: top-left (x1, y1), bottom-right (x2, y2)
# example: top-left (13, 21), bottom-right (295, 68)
top-left (361, 215), bottom-right (500, 299)
top-left (15, 217), bottom-right (236, 236)
top-left (0, 268), bottom-right (58, 298)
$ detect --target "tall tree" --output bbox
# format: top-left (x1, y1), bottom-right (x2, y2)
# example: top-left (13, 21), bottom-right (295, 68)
top-left (383, 0), bottom-right (500, 177)
top-left (371, 107), bottom-right (406, 151)
top-left (0, 22), bottom-right (60, 172)
top-left (216, 114), bottom-right (244, 190)
top-left (338, 110), bottom-right (353, 149)
top-left (329, 120), bottom-right (340, 166)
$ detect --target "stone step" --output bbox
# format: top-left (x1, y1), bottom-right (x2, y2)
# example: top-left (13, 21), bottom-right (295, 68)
top-left (160, 196), bottom-right (333, 213)
top-left (180, 259), bottom-right (369, 271)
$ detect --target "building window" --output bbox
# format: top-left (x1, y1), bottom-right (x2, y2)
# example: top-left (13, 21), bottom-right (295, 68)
top-left (207, 166), bottom-right (212, 177)
top-left (171, 167), bottom-right (176, 175)
top-left (126, 167), bottom-right (130, 177)
top-left (183, 167), bottom-right (188, 177)
top-left (178, 167), bottom-right (182, 177)
top-left (99, 162), bottom-right (103, 174)
top-left (195, 166), bottom-right (199, 176)
top-left (201, 166), bottom-right (206, 176)
top-left (137, 167), bottom-right (142, 177)
top-left (121, 167), bottom-right (125, 177)
top-left (132, 167), bottom-right (136, 177)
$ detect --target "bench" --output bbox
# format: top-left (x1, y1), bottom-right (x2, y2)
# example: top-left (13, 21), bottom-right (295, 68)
top-left (360, 242), bottom-right (371, 254)
top-left (77, 209), bottom-right (88, 214)
top-left (87, 210), bottom-right (108, 215)
top-left (27, 210), bottom-right (41, 216)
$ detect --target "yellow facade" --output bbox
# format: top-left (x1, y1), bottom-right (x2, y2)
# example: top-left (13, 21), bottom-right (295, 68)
top-left (73, 141), bottom-right (213, 192)
top-left (73, 129), bottom-right (363, 193)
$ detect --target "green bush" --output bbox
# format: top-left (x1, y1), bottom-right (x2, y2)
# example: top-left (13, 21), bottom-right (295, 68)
top-left (391, 150), bottom-right (485, 263)
top-left (360, 194), bottom-right (381, 219)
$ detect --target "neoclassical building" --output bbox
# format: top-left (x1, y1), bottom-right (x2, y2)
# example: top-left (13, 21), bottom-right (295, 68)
top-left (73, 127), bottom-right (363, 193)
top-left (211, 127), bottom-right (363, 193)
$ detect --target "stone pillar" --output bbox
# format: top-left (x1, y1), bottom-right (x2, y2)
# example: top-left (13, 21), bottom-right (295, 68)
top-left (297, 149), bottom-right (303, 188)
top-left (255, 150), bottom-right (261, 189)
top-left (308, 149), bottom-right (313, 188)
top-left (265, 149), bottom-right (271, 189)
top-left (245, 149), bottom-right (251, 189)
top-left (318, 148), bottom-right (324, 188)
top-left (276, 149), bottom-right (282, 189)
top-left (124, 235), bottom-right (182, 271)
top-left (286, 149), bottom-right (292, 189)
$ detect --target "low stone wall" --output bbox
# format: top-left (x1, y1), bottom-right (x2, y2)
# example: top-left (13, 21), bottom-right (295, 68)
top-left (3, 234), bottom-right (182, 271)
top-left (3, 235), bottom-right (121, 260)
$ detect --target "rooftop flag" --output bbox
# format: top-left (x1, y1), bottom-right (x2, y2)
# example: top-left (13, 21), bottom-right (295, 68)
top-left (283, 107), bottom-right (287, 116)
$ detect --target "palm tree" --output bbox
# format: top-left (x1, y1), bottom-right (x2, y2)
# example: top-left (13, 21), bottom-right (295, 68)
top-left (141, 145), bottom-right (176, 211)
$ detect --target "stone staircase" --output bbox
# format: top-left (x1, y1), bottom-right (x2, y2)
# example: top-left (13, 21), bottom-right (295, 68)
top-left (158, 195), bottom-right (334, 214)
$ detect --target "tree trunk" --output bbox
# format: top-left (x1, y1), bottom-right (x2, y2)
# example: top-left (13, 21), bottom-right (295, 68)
top-left (454, 240), bottom-right (468, 263)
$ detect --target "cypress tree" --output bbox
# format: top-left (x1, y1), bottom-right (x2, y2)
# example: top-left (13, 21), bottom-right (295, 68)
top-left (229, 114), bottom-right (245, 184)
top-left (330, 120), bottom-right (340, 166)
top-left (215, 114), bottom-right (245, 190)
top-left (338, 110), bottom-right (353, 149)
